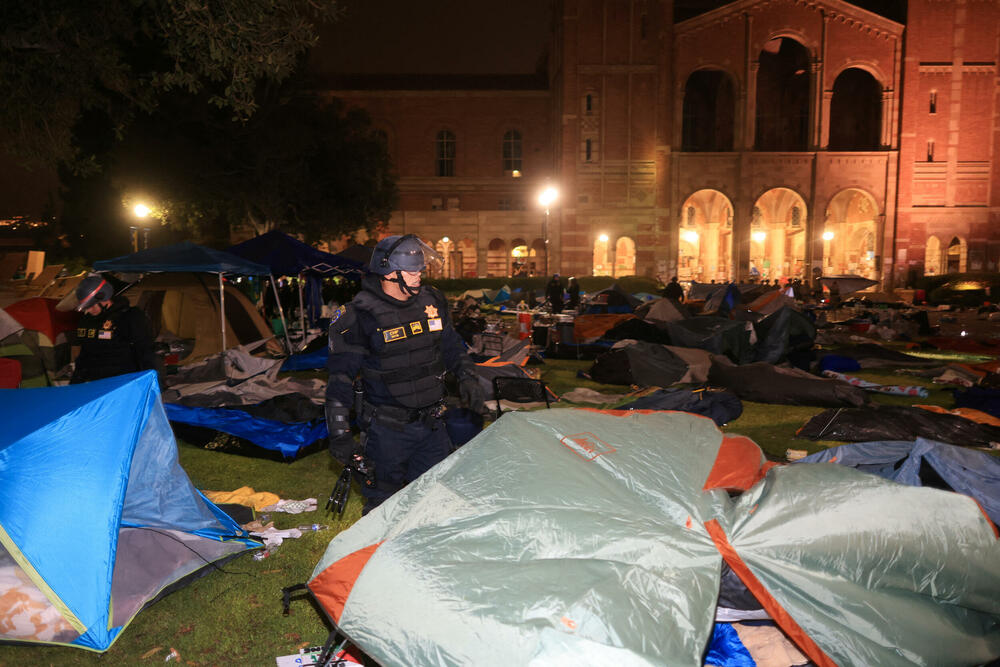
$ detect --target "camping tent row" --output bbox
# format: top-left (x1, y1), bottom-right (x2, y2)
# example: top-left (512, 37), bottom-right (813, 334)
top-left (307, 409), bottom-right (1000, 666)
top-left (0, 372), bottom-right (258, 651)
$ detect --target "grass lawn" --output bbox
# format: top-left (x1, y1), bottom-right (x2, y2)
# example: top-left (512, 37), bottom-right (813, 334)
top-left (0, 352), bottom-right (983, 666)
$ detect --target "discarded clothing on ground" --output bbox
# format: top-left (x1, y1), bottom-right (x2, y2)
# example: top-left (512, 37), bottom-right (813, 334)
top-left (796, 405), bottom-right (1000, 448)
top-left (821, 370), bottom-right (929, 398)
top-left (709, 357), bottom-right (869, 407)
top-left (796, 437), bottom-right (1000, 526)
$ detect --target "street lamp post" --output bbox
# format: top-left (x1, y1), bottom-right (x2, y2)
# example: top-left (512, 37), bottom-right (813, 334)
top-left (538, 186), bottom-right (559, 276)
top-left (132, 203), bottom-right (151, 252)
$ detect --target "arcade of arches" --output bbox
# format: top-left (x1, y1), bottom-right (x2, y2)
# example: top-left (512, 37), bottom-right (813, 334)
top-left (678, 190), bottom-right (733, 283)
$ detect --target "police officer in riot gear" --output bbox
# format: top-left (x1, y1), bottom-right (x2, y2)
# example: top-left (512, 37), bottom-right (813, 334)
top-left (325, 234), bottom-right (485, 514)
top-left (71, 274), bottom-right (157, 384)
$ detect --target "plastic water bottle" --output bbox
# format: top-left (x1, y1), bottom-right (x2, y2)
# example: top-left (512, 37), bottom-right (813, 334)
top-left (297, 523), bottom-right (329, 532)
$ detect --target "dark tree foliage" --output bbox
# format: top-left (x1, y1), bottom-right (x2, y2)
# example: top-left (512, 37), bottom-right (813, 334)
top-left (0, 0), bottom-right (339, 170)
top-left (112, 82), bottom-right (398, 244)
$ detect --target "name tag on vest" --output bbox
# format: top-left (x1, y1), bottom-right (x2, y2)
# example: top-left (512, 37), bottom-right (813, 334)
top-left (383, 326), bottom-right (407, 342)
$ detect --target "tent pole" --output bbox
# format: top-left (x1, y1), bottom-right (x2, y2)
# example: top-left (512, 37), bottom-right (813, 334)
top-left (298, 273), bottom-right (306, 350)
top-left (218, 273), bottom-right (227, 352)
top-left (269, 273), bottom-right (293, 353)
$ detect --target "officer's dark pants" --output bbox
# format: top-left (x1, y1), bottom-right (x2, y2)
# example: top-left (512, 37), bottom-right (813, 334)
top-left (362, 416), bottom-right (452, 511)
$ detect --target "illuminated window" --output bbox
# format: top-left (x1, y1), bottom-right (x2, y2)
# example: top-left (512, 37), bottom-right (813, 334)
top-left (436, 130), bottom-right (455, 177)
top-left (502, 130), bottom-right (522, 173)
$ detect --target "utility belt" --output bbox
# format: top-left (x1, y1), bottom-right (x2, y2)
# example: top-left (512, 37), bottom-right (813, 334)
top-left (360, 400), bottom-right (447, 430)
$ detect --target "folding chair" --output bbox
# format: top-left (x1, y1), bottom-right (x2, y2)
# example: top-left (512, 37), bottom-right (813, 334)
top-left (491, 376), bottom-right (551, 421)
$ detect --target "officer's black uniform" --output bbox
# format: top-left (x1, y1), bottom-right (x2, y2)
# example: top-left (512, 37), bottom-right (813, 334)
top-left (326, 273), bottom-right (478, 509)
top-left (71, 296), bottom-right (157, 384)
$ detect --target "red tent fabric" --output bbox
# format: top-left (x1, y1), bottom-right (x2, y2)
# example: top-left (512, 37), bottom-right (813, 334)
top-left (4, 297), bottom-right (79, 342)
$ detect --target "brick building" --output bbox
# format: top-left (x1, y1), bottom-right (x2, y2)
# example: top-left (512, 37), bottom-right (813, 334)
top-left (325, 0), bottom-right (1000, 288)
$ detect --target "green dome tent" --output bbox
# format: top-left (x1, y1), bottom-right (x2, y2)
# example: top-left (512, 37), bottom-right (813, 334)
top-left (308, 409), bottom-right (1000, 666)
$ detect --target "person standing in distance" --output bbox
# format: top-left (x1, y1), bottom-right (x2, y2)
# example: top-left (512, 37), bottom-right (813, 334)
top-left (71, 274), bottom-right (157, 384)
top-left (662, 276), bottom-right (685, 303)
top-left (546, 273), bottom-right (564, 314)
top-left (325, 234), bottom-right (484, 514)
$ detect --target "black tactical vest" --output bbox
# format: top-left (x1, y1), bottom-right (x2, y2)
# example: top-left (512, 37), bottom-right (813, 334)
top-left (353, 286), bottom-right (448, 409)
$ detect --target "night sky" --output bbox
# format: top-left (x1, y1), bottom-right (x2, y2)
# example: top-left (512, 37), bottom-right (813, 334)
top-left (310, 0), bottom-right (553, 76)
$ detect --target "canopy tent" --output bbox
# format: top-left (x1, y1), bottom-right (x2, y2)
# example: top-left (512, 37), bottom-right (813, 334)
top-left (820, 274), bottom-right (879, 295)
top-left (228, 231), bottom-right (365, 335)
top-left (308, 409), bottom-right (1000, 666)
top-left (93, 241), bottom-right (281, 352)
top-left (0, 371), bottom-right (258, 651)
top-left (226, 230), bottom-right (364, 278)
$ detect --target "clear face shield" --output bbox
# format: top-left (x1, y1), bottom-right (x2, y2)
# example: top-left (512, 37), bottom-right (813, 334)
top-left (380, 235), bottom-right (443, 295)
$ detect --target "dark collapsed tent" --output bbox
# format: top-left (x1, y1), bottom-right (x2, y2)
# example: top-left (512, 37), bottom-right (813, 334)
top-left (709, 357), bottom-right (871, 407)
top-left (797, 405), bottom-right (1000, 448)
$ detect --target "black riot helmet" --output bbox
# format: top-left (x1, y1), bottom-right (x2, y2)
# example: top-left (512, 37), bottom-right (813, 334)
top-left (369, 234), bottom-right (442, 296)
top-left (75, 274), bottom-right (115, 312)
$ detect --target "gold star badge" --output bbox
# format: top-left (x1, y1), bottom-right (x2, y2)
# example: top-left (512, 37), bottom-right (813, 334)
top-left (102, 320), bottom-right (113, 330)
top-left (424, 304), bottom-right (439, 319)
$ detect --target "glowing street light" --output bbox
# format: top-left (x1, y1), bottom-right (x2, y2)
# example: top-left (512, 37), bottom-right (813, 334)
top-left (129, 201), bottom-right (155, 251)
top-left (538, 186), bottom-right (559, 275)
top-left (751, 231), bottom-right (767, 243)
top-left (599, 233), bottom-right (609, 243)
top-left (822, 231), bottom-right (835, 241)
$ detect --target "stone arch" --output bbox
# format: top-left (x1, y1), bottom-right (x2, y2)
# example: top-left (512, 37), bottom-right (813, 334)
top-left (487, 238), bottom-right (507, 277)
top-left (823, 188), bottom-right (880, 280)
top-left (677, 189), bottom-right (734, 282)
top-left (755, 37), bottom-right (811, 151)
top-left (510, 237), bottom-right (530, 277)
top-left (614, 236), bottom-right (636, 277)
top-left (457, 237), bottom-right (477, 277)
top-left (593, 234), bottom-right (612, 277)
top-left (829, 68), bottom-right (882, 150)
top-left (433, 237), bottom-right (455, 279)
top-left (925, 235), bottom-right (942, 276)
top-left (750, 187), bottom-right (808, 282)
top-left (681, 68), bottom-right (737, 151)
top-left (946, 236), bottom-right (967, 274)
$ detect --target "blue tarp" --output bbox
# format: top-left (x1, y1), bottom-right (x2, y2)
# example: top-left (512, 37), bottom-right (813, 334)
top-left (164, 403), bottom-right (327, 459)
top-left (796, 437), bottom-right (1000, 525)
top-left (281, 346), bottom-right (329, 371)
top-left (93, 241), bottom-right (270, 275)
top-left (0, 371), bottom-right (257, 651)
top-left (227, 230), bottom-right (364, 278)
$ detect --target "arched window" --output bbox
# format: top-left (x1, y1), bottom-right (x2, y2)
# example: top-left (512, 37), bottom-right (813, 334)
top-left (925, 235), bottom-right (941, 275)
top-left (487, 238), bottom-right (507, 277)
top-left (593, 235), bottom-right (611, 276)
top-left (614, 237), bottom-right (636, 277)
top-left (503, 130), bottom-right (522, 174)
top-left (436, 130), bottom-right (455, 177)
top-left (829, 68), bottom-right (881, 150)
top-left (946, 236), bottom-right (966, 273)
top-left (682, 70), bottom-right (735, 152)
top-left (755, 38), bottom-right (810, 151)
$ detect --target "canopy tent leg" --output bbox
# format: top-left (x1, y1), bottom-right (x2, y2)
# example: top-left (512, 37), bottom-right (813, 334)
top-left (218, 273), bottom-right (227, 352)
top-left (269, 273), bottom-right (293, 353)
top-left (297, 274), bottom-right (306, 351)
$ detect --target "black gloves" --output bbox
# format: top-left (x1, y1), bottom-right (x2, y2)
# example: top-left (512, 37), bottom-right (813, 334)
top-left (328, 431), bottom-right (356, 465)
top-left (458, 374), bottom-right (485, 412)
top-left (325, 403), bottom-right (354, 464)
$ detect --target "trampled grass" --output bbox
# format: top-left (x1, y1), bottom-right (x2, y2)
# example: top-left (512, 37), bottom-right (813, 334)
top-left (0, 353), bottom-right (984, 666)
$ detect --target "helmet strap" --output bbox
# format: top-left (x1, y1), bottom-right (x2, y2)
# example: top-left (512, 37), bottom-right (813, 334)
top-left (388, 270), bottom-right (421, 296)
